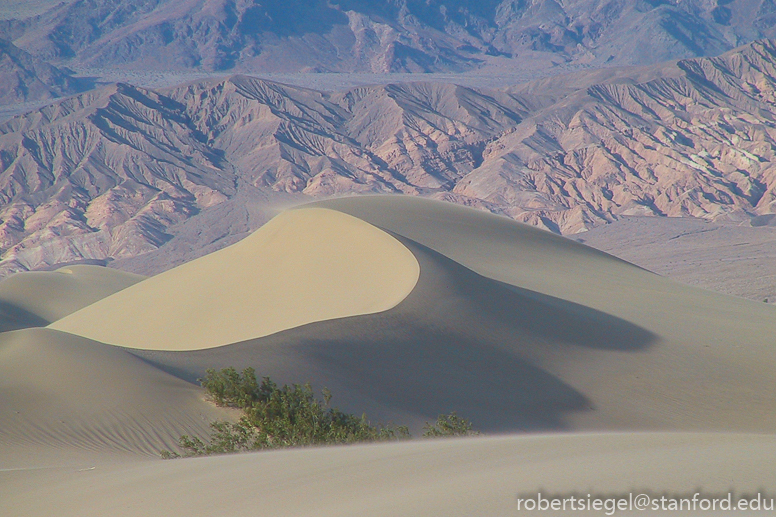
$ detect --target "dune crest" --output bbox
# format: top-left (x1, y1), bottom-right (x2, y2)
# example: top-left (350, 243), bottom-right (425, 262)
top-left (4, 196), bottom-right (776, 515)
top-left (0, 265), bottom-right (144, 332)
top-left (50, 208), bottom-right (420, 350)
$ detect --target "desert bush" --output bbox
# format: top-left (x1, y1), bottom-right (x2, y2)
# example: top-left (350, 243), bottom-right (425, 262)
top-left (200, 366), bottom-right (261, 408)
top-left (161, 367), bottom-right (475, 458)
top-left (422, 411), bottom-right (478, 437)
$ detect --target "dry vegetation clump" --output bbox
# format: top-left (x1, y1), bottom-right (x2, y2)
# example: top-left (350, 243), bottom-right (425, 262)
top-left (161, 367), bottom-right (476, 458)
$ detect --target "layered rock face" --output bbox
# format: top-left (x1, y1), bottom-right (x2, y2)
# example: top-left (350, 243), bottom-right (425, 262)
top-left (2, 41), bottom-right (776, 273)
top-left (0, 83), bottom-right (235, 275)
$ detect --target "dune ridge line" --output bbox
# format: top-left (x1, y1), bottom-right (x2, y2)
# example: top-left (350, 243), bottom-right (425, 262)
top-left (49, 208), bottom-right (420, 350)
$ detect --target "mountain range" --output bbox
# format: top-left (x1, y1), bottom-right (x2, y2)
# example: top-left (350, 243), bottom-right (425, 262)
top-left (1, 0), bottom-right (775, 75)
top-left (0, 38), bottom-right (88, 104)
top-left (1, 40), bottom-right (776, 275)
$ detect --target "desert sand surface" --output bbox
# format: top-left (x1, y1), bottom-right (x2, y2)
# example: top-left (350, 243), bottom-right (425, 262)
top-left (288, 196), bottom-right (776, 430)
top-left (0, 265), bottom-right (143, 331)
top-left (0, 328), bottom-right (233, 469)
top-left (3, 433), bottom-right (776, 517)
top-left (42, 195), bottom-right (776, 432)
top-left (2, 196), bottom-right (776, 516)
top-left (50, 208), bottom-right (420, 350)
top-left (578, 216), bottom-right (776, 304)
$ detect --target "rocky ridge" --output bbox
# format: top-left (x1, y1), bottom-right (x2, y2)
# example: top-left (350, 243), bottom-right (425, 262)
top-left (2, 0), bottom-right (775, 75)
top-left (2, 41), bottom-right (776, 274)
top-left (0, 38), bottom-right (86, 104)
top-left (458, 39), bottom-right (776, 231)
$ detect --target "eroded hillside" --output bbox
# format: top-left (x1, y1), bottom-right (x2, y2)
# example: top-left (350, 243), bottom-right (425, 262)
top-left (2, 41), bottom-right (776, 273)
top-left (2, 0), bottom-right (775, 74)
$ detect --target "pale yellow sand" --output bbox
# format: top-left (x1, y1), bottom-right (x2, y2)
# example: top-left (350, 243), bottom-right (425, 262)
top-left (2, 433), bottom-right (775, 517)
top-left (50, 208), bottom-right (420, 350)
top-left (124, 196), bottom-right (776, 434)
top-left (0, 265), bottom-right (143, 330)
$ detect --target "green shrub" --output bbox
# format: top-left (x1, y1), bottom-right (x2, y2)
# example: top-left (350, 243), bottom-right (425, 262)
top-left (200, 366), bottom-right (261, 408)
top-left (422, 412), bottom-right (478, 437)
top-left (161, 367), bottom-right (475, 458)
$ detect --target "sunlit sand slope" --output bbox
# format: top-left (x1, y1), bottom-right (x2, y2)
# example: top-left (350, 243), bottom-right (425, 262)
top-left (134, 236), bottom-right (657, 432)
top-left (3, 196), bottom-right (776, 517)
top-left (3, 433), bottom-right (775, 517)
top-left (50, 208), bottom-right (420, 350)
top-left (0, 265), bottom-right (143, 331)
top-left (0, 328), bottom-right (232, 466)
top-left (134, 196), bottom-right (776, 433)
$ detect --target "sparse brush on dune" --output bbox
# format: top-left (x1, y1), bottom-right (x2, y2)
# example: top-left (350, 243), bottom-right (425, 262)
top-left (423, 412), bottom-right (479, 438)
top-left (161, 367), bottom-right (476, 458)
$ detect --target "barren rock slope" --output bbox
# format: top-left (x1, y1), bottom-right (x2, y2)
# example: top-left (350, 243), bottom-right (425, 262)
top-left (459, 40), bottom-right (776, 232)
top-left (0, 78), bottom-right (531, 275)
top-left (3, 41), bottom-right (776, 273)
top-left (0, 38), bottom-right (86, 104)
top-left (3, 0), bottom-right (775, 73)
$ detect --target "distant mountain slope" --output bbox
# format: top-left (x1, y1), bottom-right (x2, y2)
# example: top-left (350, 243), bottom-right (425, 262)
top-left (0, 82), bottom-right (236, 275)
top-left (167, 76), bottom-right (528, 193)
top-left (0, 38), bottom-right (86, 104)
top-left (3, 41), bottom-right (776, 273)
top-left (0, 77), bottom-right (530, 275)
top-left (3, 0), bottom-right (775, 73)
top-left (457, 39), bottom-right (776, 231)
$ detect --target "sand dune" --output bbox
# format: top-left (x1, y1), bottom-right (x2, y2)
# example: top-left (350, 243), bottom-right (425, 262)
top-left (132, 234), bottom-right (656, 432)
top-left (50, 208), bottom-right (419, 350)
top-left (0, 328), bottom-right (232, 467)
top-left (3, 432), bottom-right (775, 517)
top-left (0, 265), bottom-right (143, 331)
top-left (3, 196), bottom-right (776, 516)
top-left (124, 196), bottom-right (776, 434)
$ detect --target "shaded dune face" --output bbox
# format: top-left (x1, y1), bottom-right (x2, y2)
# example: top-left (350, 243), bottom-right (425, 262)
top-left (0, 265), bottom-right (144, 331)
top-left (0, 328), bottom-right (231, 463)
top-left (49, 208), bottom-right (420, 350)
top-left (133, 196), bottom-right (776, 434)
top-left (310, 198), bottom-right (776, 432)
top-left (134, 236), bottom-right (656, 432)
